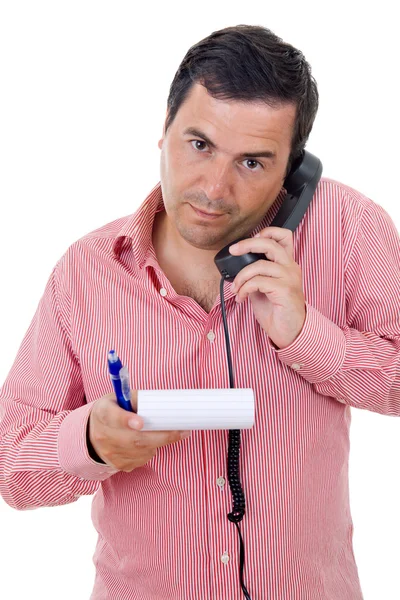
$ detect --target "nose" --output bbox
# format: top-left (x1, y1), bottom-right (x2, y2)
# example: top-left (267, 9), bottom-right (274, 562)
top-left (202, 157), bottom-right (232, 202)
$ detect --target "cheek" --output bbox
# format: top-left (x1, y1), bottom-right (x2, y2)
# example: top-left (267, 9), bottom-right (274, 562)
top-left (164, 145), bottom-right (191, 181)
top-left (171, 149), bottom-right (200, 188)
top-left (161, 152), bottom-right (194, 204)
top-left (237, 183), bottom-right (279, 220)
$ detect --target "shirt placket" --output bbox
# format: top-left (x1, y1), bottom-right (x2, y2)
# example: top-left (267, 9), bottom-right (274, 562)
top-left (198, 314), bottom-right (240, 599)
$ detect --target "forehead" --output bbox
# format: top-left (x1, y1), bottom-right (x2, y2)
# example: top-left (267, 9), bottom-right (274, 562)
top-left (174, 82), bottom-right (296, 147)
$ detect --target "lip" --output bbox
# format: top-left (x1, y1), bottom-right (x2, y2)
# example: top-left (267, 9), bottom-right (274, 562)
top-left (190, 204), bottom-right (224, 219)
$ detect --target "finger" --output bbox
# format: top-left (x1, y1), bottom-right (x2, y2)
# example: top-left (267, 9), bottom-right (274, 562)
top-left (232, 260), bottom-right (284, 294)
top-left (131, 429), bottom-right (191, 449)
top-left (236, 275), bottom-right (286, 302)
top-left (96, 426), bottom-right (190, 456)
top-left (257, 227), bottom-right (294, 257)
top-left (130, 390), bottom-right (138, 413)
top-left (229, 237), bottom-right (291, 265)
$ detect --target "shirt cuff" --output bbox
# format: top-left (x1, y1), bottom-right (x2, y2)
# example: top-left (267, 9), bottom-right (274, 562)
top-left (268, 302), bottom-right (347, 383)
top-left (58, 401), bottom-right (120, 481)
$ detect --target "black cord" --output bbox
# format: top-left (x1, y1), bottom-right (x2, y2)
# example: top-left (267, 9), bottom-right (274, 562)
top-left (220, 277), bottom-right (252, 600)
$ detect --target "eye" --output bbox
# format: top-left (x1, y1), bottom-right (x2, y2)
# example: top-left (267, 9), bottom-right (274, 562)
top-left (243, 159), bottom-right (263, 171)
top-left (190, 139), bottom-right (207, 152)
top-left (190, 139), bottom-right (263, 171)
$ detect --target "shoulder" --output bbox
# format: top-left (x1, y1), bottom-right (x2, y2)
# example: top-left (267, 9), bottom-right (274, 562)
top-left (52, 212), bottom-right (136, 288)
top-left (316, 177), bottom-right (378, 214)
top-left (316, 177), bottom-right (396, 231)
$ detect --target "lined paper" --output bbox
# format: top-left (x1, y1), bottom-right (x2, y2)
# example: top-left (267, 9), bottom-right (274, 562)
top-left (137, 388), bottom-right (254, 430)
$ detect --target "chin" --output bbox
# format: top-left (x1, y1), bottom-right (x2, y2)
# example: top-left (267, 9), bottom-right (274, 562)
top-left (179, 227), bottom-right (225, 251)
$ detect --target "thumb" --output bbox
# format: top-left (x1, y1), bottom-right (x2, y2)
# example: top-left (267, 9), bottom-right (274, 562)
top-left (127, 390), bottom-right (144, 429)
top-left (105, 391), bottom-right (144, 430)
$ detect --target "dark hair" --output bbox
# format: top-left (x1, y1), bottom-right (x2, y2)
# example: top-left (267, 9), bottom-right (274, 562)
top-left (165, 24), bottom-right (319, 177)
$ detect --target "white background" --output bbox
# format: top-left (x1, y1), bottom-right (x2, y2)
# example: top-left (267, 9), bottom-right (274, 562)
top-left (0, 1), bottom-right (399, 598)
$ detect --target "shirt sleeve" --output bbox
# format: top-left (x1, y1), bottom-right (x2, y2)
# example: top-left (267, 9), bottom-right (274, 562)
top-left (0, 256), bottom-right (119, 511)
top-left (271, 200), bottom-right (400, 416)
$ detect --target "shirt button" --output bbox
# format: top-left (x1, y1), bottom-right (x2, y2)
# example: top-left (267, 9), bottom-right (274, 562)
top-left (221, 551), bottom-right (230, 564)
top-left (216, 476), bottom-right (226, 489)
top-left (207, 330), bottom-right (215, 342)
top-left (291, 362), bottom-right (304, 370)
top-left (160, 288), bottom-right (167, 297)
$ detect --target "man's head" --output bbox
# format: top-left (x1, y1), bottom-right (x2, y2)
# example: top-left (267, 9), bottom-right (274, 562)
top-left (158, 25), bottom-right (319, 253)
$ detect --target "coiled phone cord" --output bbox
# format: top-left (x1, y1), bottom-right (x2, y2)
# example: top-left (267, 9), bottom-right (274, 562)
top-left (220, 277), bottom-right (252, 600)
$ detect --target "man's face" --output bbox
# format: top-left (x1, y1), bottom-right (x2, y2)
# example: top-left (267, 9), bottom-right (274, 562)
top-left (158, 82), bottom-right (296, 251)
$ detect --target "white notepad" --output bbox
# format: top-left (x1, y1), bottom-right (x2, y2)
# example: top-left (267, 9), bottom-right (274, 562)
top-left (137, 388), bottom-right (254, 430)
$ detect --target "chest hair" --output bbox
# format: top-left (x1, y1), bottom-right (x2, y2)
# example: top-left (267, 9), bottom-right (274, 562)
top-left (171, 277), bottom-right (220, 313)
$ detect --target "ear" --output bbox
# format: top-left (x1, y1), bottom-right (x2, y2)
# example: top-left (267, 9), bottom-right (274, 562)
top-left (158, 108), bottom-right (169, 149)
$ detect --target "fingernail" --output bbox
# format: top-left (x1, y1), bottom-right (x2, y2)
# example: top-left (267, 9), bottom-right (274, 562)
top-left (180, 431), bottom-right (191, 439)
top-left (128, 418), bottom-right (140, 429)
top-left (229, 244), bottom-right (237, 253)
top-left (254, 233), bottom-right (261, 238)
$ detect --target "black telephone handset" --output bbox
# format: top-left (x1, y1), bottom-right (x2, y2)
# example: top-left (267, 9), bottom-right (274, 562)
top-left (214, 150), bottom-right (323, 281)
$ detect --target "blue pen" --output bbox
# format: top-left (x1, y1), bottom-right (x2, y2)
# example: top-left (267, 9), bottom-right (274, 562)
top-left (107, 350), bottom-right (134, 412)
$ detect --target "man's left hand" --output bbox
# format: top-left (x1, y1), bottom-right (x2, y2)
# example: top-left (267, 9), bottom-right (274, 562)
top-left (229, 227), bottom-right (306, 349)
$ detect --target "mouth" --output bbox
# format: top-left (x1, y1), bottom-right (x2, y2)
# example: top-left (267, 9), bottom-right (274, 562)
top-left (189, 204), bottom-right (224, 220)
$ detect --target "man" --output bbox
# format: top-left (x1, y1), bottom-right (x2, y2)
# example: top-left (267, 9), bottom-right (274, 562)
top-left (1, 24), bottom-right (399, 600)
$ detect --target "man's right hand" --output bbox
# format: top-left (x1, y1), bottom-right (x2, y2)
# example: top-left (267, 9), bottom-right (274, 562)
top-left (87, 392), bottom-right (191, 472)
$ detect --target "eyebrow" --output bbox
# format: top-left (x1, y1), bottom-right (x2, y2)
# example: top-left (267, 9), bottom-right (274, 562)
top-left (183, 127), bottom-right (276, 161)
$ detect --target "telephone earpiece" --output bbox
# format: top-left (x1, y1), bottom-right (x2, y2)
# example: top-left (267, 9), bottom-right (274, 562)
top-left (214, 150), bottom-right (322, 282)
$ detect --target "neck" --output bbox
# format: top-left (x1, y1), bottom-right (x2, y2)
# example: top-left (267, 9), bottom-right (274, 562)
top-left (152, 210), bottom-right (219, 275)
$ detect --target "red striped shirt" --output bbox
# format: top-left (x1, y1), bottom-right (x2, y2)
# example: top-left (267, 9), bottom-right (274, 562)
top-left (1, 177), bottom-right (400, 599)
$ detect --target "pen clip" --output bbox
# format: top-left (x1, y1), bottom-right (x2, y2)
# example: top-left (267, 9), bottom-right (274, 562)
top-left (119, 365), bottom-right (132, 404)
